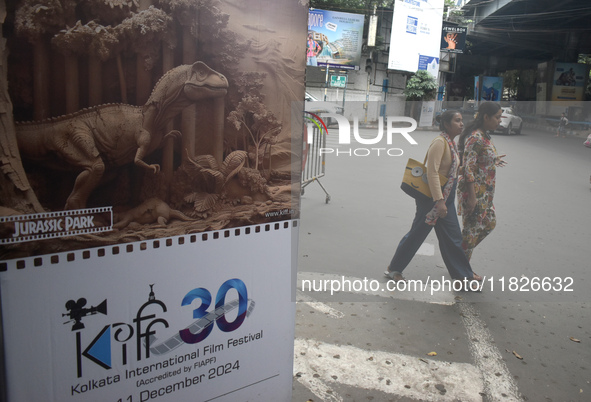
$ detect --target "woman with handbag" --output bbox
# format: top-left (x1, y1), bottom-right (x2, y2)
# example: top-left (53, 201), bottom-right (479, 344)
top-left (385, 110), bottom-right (482, 283)
top-left (457, 101), bottom-right (507, 261)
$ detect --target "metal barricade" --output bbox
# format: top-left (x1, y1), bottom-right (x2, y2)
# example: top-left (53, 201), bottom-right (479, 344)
top-left (301, 121), bottom-right (331, 203)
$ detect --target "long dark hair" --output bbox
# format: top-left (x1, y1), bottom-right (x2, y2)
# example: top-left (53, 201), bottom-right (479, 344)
top-left (438, 109), bottom-right (460, 133)
top-left (458, 101), bottom-right (501, 158)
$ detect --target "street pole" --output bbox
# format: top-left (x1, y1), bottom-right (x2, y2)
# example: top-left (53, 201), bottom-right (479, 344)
top-left (342, 71), bottom-right (347, 112)
top-left (365, 71), bottom-right (369, 123)
top-left (324, 66), bottom-right (329, 101)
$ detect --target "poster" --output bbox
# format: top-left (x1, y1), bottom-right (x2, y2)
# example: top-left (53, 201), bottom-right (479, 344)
top-left (307, 9), bottom-right (365, 70)
top-left (440, 22), bottom-right (467, 53)
top-left (551, 62), bottom-right (587, 101)
top-left (474, 76), bottom-right (503, 102)
top-left (0, 0), bottom-right (306, 400)
top-left (0, 224), bottom-right (296, 401)
top-left (388, 0), bottom-right (444, 74)
top-left (418, 55), bottom-right (440, 78)
top-left (419, 101), bottom-right (435, 127)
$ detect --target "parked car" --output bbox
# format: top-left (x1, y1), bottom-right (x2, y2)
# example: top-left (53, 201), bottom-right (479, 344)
top-left (496, 107), bottom-right (523, 135)
top-left (305, 92), bottom-right (344, 126)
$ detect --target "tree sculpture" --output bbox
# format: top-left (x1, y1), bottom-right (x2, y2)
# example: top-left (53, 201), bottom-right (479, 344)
top-left (15, 0), bottom-right (75, 119)
top-left (227, 95), bottom-right (282, 173)
top-left (1, 0), bottom-right (44, 213)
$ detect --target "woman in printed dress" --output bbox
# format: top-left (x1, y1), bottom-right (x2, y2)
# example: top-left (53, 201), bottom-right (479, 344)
top-left (457, 102), bottom-right (507, 261)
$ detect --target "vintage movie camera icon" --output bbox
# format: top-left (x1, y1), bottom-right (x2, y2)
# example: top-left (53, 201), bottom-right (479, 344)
top-left (63, 298), bottom-right (107, 331)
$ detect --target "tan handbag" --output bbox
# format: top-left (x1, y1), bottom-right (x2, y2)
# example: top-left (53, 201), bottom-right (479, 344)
top-left (400, 155), bottom-right (448, 201)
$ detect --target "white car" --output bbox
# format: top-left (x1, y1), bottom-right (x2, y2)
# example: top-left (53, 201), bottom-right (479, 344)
top-left (496, 107), bottom-right (523, 135)
top-left (304, 92), bottom-right (344, 126)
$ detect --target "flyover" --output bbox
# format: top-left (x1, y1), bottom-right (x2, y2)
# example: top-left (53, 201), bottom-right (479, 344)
top-left (461, 0), bottom-right (591, 63)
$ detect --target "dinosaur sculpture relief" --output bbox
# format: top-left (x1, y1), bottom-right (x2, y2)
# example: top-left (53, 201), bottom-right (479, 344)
top-left (113, 198), bottom-right (196, 229)
top-left (15, 62), bottom-right (228, 210)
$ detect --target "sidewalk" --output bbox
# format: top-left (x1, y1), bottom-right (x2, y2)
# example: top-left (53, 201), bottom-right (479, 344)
top-left (359, 119), bottom-right (589, 138)
top-left (523, 121), bottom-right (589, 137)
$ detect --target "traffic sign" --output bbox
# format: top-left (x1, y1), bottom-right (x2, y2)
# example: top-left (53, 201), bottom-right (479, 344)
top-left (330, 75), bottom-right (347, 88)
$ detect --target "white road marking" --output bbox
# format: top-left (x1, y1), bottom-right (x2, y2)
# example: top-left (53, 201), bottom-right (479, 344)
top-left (458, 302), bottom-right (523, 401)
top-left (296, 290), bottom-right (345, 319)
top-left (295, 272), bottom-right (524, 400)
top-left (294, 338), bottom-right (483, 402)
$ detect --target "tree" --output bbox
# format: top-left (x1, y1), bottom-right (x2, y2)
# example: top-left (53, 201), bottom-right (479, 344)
top-left (403, 70), bottom-right (437, 101)
top-left (444, 0), bottom-right (471, 24)
top-left (578, 54), bottom-right (591, 101)
top-left (500, 69), bottom-right (536, 101)
top-left (404, 70), bottom-right (437, 120)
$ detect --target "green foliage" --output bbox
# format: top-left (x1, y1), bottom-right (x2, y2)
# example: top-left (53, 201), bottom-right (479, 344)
top-left (578, 54), bottom-right (591, 100)
top-left (500, 69), bottom-right (537, 100)
top-left (403, 70), bottom-right (437, 101)
top-left (444, 0), bottom-right (471, 24)
top-left (501, 70), bottom-right (519, 100)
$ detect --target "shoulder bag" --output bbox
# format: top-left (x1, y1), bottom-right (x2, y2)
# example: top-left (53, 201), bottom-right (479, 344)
top-left (400, 154), bottom-right (448, 201)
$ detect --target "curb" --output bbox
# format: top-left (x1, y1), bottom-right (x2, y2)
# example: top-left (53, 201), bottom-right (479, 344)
top-left (524, 122), bottom-right (588, 138)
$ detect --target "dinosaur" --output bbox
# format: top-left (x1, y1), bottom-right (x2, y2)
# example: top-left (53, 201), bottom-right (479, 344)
top-left (113, 198), bottom-right (195, 229)
top-left (15, 62), bottom-right (228, 210)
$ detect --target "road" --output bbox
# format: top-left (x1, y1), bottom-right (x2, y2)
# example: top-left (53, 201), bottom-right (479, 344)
top-left (292, 125), bottom-right (591, 401)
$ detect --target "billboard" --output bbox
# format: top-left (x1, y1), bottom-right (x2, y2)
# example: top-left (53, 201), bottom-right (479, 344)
top-left (0, 0), bottom-right (306, 400)
top-left (388, 0), bottom-right (445, 75)
top-left (307, 9), bottom-right (365, 70)
top-left (551, 62), bottom-right (587, 101)
top-left (475, 76), bottom-right (504, 102)
top-left (441, 22), bottom-right (467, 53)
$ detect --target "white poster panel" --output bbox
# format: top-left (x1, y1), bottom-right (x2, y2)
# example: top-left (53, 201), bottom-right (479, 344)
top-left (419, 101), bottom-right (436, 127)
top-left (0, 223), bottom-right (297, 401)
top-left (388, 0), bottom-right (445, 74)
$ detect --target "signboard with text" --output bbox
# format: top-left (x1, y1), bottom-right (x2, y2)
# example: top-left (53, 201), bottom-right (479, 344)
top-left (388, 0), bottom-right (445, 75)
top-left (307, 9), bottom-right (364, 70)
top-left (440, 22), bottom-right (467, 53)
top-left (330, 75), bottom-right (347, 88)
top-left (551, 62), bottom-right (587, 101)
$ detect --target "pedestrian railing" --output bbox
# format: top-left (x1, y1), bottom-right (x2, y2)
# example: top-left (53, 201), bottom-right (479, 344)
top-left (301, 121), bottom-right (331, 203)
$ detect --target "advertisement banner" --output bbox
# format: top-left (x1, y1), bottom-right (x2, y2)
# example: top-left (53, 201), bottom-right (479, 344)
top-left (419, 101), bottom-right (436, 127)
top-left (0, 224), bottom-right (296, 401)
top-left (1, 0), bottom-right (306, 400)
top-left (440, 22), bottom-right (467, 53)
top-left (551, 62), bottom-right (587, 101)
top-left (388, 0), bottom-right (445, 74)
top-left (475, 76), bottom-right (504, 102)
top-left (307, 9), bottom-right (365, 70)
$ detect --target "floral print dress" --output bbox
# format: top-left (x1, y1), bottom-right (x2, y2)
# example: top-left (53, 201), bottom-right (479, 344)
top-left (457, 130), bottom-right (498, 260)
